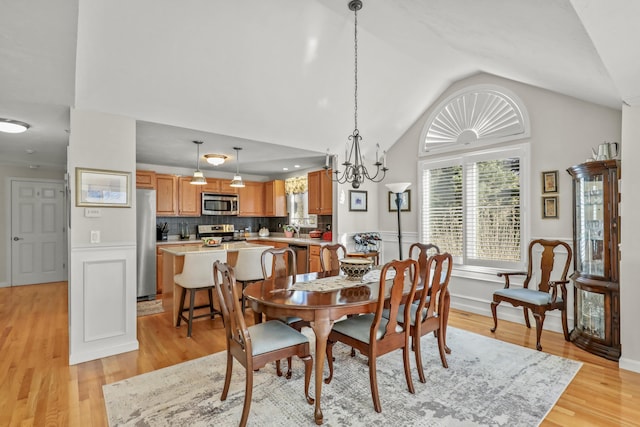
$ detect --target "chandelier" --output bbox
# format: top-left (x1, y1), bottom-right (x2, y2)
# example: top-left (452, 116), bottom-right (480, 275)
top-left (324, 0), bottom-right (387, 189)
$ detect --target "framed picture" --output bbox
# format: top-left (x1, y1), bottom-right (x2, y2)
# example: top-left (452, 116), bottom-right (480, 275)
top-left (76, 168), bottom-right (131, 207)
top-left (542, 196), bottom-right (558, 219)
top-left (542, 170), bottom-right (558, 193)
top-left (388, 190), bottom-right (411, 212)
top-left (349, 190), bottom-right (368, 212)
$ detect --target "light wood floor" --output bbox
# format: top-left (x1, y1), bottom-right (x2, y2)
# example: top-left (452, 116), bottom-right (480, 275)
top-left (1, 281), bottom-right (639, 426)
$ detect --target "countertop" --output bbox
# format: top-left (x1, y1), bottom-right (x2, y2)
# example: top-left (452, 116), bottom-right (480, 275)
top-left (159, 241), bottom-right (272, 255)
top-left (248, 237), bottom-right (331, 246)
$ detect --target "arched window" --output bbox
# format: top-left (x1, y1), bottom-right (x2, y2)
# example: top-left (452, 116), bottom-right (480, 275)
top-left (419, 85), bottom-right (530, 155)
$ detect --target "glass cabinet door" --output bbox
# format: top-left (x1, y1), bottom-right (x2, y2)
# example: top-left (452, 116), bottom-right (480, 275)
top-left (576, 288), bottom-right (605, 340)
top-left (575, 173), bottom-right (605, 277)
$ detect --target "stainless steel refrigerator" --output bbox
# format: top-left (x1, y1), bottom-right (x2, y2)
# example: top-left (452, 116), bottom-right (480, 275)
top-left (136, 188), bottom-right (157, 300)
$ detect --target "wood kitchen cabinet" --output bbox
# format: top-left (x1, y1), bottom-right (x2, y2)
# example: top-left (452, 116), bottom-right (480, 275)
top-left (178, 176), bottom-right (201, 216)
top-left (265, 180), bottom-right (286, 217)
top-left (136, 170), bottom-right (156, 189)
top-left (309, 244), bottom-right (322, 273)
top-left (201, 178), bottom-right (238, 195)
top-left (308, 169), bottom-right (332, 215)
top-left (238, 181), bottom-right (265, 217)
top-left (156, 174), bottom-right (179, 216)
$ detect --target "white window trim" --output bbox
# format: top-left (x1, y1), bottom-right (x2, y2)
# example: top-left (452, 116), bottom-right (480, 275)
top-left (417, 143), bottom-right (530, 272)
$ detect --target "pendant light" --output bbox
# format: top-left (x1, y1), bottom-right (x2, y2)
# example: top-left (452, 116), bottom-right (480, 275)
top-left (229, 147), bottom-right (245, 188)
top-left (190, 140), bottom-right (207, 185)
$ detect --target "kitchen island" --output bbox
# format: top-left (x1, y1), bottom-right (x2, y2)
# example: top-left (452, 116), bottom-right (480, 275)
top-left (159, 242), bottom-right (273, 325)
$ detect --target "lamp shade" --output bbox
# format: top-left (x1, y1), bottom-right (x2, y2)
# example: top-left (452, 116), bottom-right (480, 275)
top-left (191, 170), bottom-right (207, 185)
top-left (385, 182), bottom-right (411, 193)
top-left (229, 175), bottom-right (245, 188)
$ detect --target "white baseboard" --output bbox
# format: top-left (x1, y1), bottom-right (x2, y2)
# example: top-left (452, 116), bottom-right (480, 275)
top-left (69, 340), bottom-right (139, 365)
top-left (0, 281), bottom-right (9, 288)
top-left (619, 357), bottom-right (640, 374)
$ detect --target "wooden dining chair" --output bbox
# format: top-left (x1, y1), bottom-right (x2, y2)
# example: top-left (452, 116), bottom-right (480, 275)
top-left (394, 253), bottom-right (453, 383)
top-left (491, 239), bottom-right (573, 351)
top-left (324, 258), bottom-right (420, 413)
top-left (320, 243), bottom-right (347, 276)
top-left (213, 261), bottom-right (313, 427)
top-left (261, 247), bottom-right (309, 377)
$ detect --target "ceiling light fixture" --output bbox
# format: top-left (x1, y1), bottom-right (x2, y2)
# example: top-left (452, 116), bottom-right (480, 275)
top-left (204, 153), bottom-right (227, 166)
top-left (190, 140), bottom-right (207, 185)
top-left (323, 0), bottom-right (387, 189)
top-left (229, 147), bottom-right (245, 188)
top-left (0, 118), bottom-right (30, 134)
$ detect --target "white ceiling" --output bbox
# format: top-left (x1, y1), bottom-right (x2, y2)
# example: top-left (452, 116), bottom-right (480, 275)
top-left (1, 0), bottom-right (638, 175)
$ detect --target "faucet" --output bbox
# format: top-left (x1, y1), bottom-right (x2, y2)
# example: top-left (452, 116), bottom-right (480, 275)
top-left (291, 224), bottom-right (300, 238)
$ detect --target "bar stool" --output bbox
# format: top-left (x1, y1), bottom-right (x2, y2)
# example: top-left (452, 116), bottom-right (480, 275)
top-left (174, 250), bottom-right (227, 337)
top-left (234, 246), bottom-right (267, 313)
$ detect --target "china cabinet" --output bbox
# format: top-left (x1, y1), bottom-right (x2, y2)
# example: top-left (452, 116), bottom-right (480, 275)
top-left (567, 159), bottom-right (620, 360)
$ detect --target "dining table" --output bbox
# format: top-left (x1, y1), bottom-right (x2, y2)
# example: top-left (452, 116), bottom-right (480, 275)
top-left (243, 270), bottom-right (451, 425)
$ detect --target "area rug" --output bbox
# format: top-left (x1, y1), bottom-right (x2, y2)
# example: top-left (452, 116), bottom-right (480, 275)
top-left (136, 299), bottom-right (164, 317)
top-left (103, 327), bottom-right (581, 426)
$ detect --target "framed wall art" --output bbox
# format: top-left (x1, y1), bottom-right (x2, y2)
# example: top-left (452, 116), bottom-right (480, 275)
top-left (542, 170), bottom-right (558, 193)
top-left (388, 189), bottom-right (411, 212)
top-left (542, 196), bottom-right (558, 219)
top-left (76, 168), bottom-right (131, 207)
top-left (349, 190), bottom-right (368, 212)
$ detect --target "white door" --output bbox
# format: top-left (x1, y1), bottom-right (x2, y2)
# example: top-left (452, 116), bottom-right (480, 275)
top-left (11, 180), bottom-right (67, 286)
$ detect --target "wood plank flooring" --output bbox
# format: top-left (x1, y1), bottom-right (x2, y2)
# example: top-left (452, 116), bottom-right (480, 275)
top-left (1, 281), bottom-right (639, 426)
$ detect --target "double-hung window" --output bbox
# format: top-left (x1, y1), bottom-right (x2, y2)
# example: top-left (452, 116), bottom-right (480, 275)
top-left (419, 145), bottom-right (528, 270)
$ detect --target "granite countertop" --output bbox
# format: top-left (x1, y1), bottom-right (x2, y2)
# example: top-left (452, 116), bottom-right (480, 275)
top-left (247, 236), bottom-right (331, 246)
top-left (159, 241), bottom-right (273, 255)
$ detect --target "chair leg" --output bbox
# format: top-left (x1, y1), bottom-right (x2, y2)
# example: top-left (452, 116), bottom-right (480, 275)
top-left (187, 290), bottom-right (196, 338)
top-left (533, 312), bottom-right (545, 351)
top-left (221, 350), bottom-right (233, 400)
top-left (324, 340), bottom-right (335, 384)
top-left (413, 328), bottom-right (426, 384)
top-left (300, 354), bottom-right (314, 405)
top-left (207, 288), bottom-right (216, 319)
top-left (561, 308), bottom-right (570, 341)
top-left (240, 363), bottom-right (254, 427)
top-left (275, 360), bottom-right (283, 377)
top-left (369, 356), bottom-right (382, 413)
top-left (490, 301), bottom-right (499, 332)
top-left (285, 356), bottom-right (293, 379)
top-left (437, 324), bottom-right (449, 369)
top-left (523, 307), bottom-right (531, 328)
top-left (176, 287), bottom-right (187, 327)
top-left (402, 340), bottom-right (415, 395)
top-left (241, 281), bottom-right (247, 314)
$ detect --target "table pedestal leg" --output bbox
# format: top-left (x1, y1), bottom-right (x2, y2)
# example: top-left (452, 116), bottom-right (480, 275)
top-left (310, 316), bottom-right (333, 425)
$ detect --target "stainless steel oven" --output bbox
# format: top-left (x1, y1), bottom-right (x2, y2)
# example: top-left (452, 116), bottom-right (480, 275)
top-left (202, 193), bottom-right (239, 215)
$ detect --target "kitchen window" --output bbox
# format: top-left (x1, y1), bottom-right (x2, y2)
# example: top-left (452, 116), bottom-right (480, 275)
top-left (285, 176), bottom-right (317, 228)
top-left (419, 144), bottom-right (529, 270)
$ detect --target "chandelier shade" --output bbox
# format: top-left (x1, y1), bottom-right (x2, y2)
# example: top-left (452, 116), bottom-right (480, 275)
top-left (324, 0), bottom-right (387, 189)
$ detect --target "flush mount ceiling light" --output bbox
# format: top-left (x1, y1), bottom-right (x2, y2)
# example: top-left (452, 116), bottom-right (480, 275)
top-left (229, 147), bottom-right (245, 188)
top-left (204, 153), bottom-right (227, 166)
top-left (323, 0), bottom-right (388, 189)
top-left (190, 140), bottom-right (207, 185)
top-left (0, 118), bottom-right (30, 133)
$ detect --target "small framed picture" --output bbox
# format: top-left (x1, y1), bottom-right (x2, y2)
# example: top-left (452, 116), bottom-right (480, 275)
top-left (542, 170), bottom-right (558, 193)
top-left (388, 190), bottom-right (411, 212)
top-left (349, 190), bottom-right (368, 212)
top-left (542, 196), bottom-right (558, 219)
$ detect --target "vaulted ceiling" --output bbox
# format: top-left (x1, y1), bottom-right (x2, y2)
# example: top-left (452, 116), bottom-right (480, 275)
top-left (1, 0), bottom-right (638, 175)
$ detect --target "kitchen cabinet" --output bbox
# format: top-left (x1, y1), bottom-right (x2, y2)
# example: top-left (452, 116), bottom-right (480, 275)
top-left (254, 239), bottom-right (289, 249)
top-left (156, 174), bottom-right (179, 216)
top-left (567, 159), bottom-right (620, 360)
top-left (238, 181), bottom-right (265, 217)
top-left (308, 169), bottom-right (332, 215)
top-left (309, 244), bottom-right (322, 273)
top-left (201, 178), bottom-right (238, 195)
top-left (136, 170), bottom-right (156, 189)
top-left (265, 180), bottom-right (286, 217)
top-left (178, 176), bottom-right (201, 216)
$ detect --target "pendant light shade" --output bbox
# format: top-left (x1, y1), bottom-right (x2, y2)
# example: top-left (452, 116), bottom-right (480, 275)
top-left (229, 147), bottom-right (245, 188)
top-left (190, 141), bottom-right (207, 185)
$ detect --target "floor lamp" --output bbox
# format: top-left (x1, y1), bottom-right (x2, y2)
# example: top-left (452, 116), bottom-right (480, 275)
top-left (386, 182), bottom-right (411, 259)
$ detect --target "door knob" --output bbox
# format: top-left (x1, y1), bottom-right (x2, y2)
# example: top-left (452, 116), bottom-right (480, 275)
top-left (13, 237), bottom-right (23, 241)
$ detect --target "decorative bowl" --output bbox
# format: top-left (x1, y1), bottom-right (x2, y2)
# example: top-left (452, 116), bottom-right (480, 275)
top-left (201, 237), bottom-right (222, 246)
top-left (339, 257), bottom-right (373, 281)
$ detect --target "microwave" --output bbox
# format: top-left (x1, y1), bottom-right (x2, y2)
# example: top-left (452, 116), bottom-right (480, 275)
top-left (202, 193), bottom-right (239, 215)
